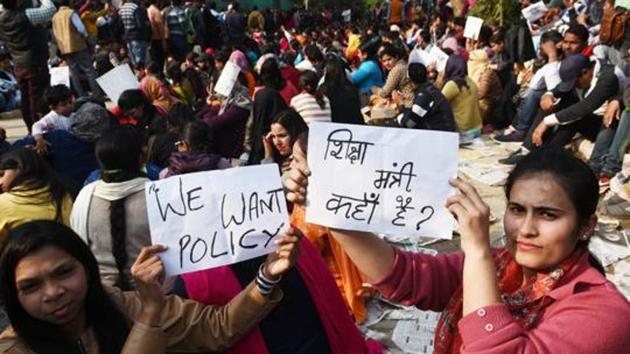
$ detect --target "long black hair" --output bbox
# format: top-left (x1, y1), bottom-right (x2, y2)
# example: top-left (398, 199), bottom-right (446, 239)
top-left (0, 221), bottom-right (129, 354)
top-left (95, 127), bottom-right (144, 290)
top-left (0, 148), bottom-right (69, 222)
top-left (505, 148), bottom-right (604, 274)
top-left (298, 70), bottom-right (326, 109)
top-left (270, 109), bottom-right (308, 163)
top-left (259, 58), bottom-right (286, 91)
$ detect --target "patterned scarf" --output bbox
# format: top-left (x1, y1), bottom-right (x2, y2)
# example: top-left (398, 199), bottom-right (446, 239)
top-left (434, 247), bottom-right (585, 354)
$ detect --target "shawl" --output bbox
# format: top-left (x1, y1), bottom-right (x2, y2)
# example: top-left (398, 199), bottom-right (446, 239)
top-left (182, 238), bottom-right (383, 354)
top-left (444, 54), bottom-right (469, 90)
top-left (139, 75), bottom-right (179, 112)
top-left (434, 248), bottom-right (586, 354)
top-left (70, 177), bottom-right (148, 242)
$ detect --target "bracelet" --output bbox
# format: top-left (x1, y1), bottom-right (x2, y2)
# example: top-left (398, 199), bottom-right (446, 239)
top-left (256, 264), bottom-right (282, 296)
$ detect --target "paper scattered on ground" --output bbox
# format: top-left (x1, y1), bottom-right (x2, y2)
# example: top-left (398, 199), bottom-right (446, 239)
top-left (459, 163), bottom-right (509, 186)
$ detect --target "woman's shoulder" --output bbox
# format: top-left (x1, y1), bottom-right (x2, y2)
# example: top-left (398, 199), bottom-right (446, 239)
top-left (0, 327), bottom-right (32, 354)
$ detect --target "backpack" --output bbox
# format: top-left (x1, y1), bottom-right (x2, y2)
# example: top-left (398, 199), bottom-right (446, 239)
top-left (600, 6), bottom-right (630, 48)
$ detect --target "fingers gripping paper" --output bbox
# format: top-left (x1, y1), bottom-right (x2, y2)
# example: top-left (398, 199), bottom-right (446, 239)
top-left (306, 122), bottom-right (459, 239)
top-left (145, 165), bottom-right (289, 276)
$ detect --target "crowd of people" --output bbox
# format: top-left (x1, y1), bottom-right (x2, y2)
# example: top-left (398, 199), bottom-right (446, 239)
top-left (0, 0), bottom-right (629, 353)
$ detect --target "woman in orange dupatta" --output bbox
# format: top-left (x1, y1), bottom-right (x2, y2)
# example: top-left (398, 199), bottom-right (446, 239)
top-left (139, 72), bottom-right (180, 114)
top-left (289, 132), bottom-right (370, 324)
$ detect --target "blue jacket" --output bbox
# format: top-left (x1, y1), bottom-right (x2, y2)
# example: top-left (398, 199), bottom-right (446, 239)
top-left (351, 60), bottom-right (384, 95)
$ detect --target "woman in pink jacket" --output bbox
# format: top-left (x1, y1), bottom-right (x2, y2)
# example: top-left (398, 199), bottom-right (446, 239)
top-left (284, 147), bottom-right (630, 353)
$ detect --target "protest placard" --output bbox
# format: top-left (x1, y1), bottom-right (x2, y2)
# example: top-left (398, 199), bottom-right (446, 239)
top-left (463, 16), bottom-right (483, 40)
top-left (213, 61), bottom-right (241, 97)
top-left (49, 66), bottom-right (70, 87)
top-left (428, 46), bottom-right (449, 72)
top-left (96, 64), bottom-right (139, 103)
top-left (306, 122), bottom-right (459, 239)
top-left (145, 164), bottom-right (289, 276)
top-left (522, 2), bottom-right (548, 23)
top-left (342, 9), bottom-right (352, 23)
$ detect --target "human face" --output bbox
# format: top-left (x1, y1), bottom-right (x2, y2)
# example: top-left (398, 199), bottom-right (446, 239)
top-left (0, 168), bottom-right (18, 193)
top-left (270, 123), bottom-right (292, 157)
top-left (15, 246), bottom-right (88, 336)
top-left (0, 58), bottom-right (10, 72)
top-left (562, 33), bottom-right (584, 56)
top-left (576, 67), bottom-right (594, 89)
top-left (52, 97), bottom-right (75, 117)
top-left (503, 174), bottom-right (587, 280)
top-left (490, 42), bottom-right (504, 54)
top-left (381, 54), bottom-right (398, 71)
top-left (124, 105), bottom-right (144, 119)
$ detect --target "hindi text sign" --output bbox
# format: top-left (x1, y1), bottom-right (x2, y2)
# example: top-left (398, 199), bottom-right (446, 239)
top-left (145, 165), bottom-right (289, 276)
top-left (306, 122), bottom-right (458, 239)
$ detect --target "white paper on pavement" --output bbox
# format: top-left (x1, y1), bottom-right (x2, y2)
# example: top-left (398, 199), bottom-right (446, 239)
top-left (428, 46), bottom-right (449, 72)
top-left (463, 16), bottom-right (484, 40)
top-left (615, 0), bottom-right (630, 10)
top-left (213, 61), bottom-right (241, 97)
top-left (96, 64), bottom-right (139, 103)
top-left (522, 2), bottom-right (548, 23)
top-left (306, 122), bottom-right (458, 240)
top-left (145, 164), bottom-right (289, 276)
top-left (49, 66), bottom-right (70, 88)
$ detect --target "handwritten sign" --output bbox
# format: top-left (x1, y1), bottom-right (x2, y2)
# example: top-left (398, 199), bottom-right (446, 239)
top-left (214, 61), bottom-right (241, 97)
top-left (96, 64), bottom-right (139, 103)
top-left (522, 2), bottom-right (548, 23)
top-left (463, 16), bottom-right (483, 40)
top-left (50, 66), bottom-right (70, 87)
top-left (145, 164), bottom-right (289, 276)
top-left (306, 122), bottom-right (458, 239)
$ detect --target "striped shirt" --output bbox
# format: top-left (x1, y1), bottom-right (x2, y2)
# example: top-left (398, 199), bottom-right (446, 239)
top-left (290, 92), bottom-right (332, 125)
top-left (165, 6), bottom-right (187, 36)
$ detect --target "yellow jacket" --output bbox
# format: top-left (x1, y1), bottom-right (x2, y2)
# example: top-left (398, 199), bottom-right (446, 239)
top-left (0, 186), bottom-right (73, 245)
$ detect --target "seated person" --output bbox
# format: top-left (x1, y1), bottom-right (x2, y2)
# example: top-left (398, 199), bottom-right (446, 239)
top-left (0, 51), bottom-right (20, 113)
top-left (32, 85), bottom-right (75, 155)
top-left (398, 63), bottom-right (456, 132)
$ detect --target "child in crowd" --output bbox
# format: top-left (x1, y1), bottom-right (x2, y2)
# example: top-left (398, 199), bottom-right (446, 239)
top-left (32, 85), bottom-right (75, 155)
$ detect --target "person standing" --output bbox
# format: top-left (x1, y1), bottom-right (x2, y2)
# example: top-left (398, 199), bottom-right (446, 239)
top-left (0, 0), bottom-right (55, 132)
top-left (225, 2), bottom-right (246, 47)
top-left (120, 0), bottom-right (151, 67)
top-left (147, 0), bottom-right (166, 70)
top-left (164, 0), bottom-right (191, 61)
top-left (52, 0), bottom-right (101, 98)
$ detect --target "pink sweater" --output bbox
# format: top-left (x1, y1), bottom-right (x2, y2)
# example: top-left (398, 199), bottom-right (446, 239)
top-left (373, 248), bottom-right (630, 353)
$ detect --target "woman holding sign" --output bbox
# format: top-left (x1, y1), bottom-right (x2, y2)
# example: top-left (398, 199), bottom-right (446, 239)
top-left (0, 220), bottom-right (301, 353)
top-left (284, 148), bottom-right (630, 353)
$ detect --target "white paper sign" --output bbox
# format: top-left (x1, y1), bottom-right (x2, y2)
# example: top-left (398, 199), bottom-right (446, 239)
top-left (428, 46), bottom-right (449, 72)
top-left (96, 64), bottom-right (139, 103)
top-left (50, 66), bottom-right (70, 88)
top-left (615, 0), bottom-right (630, 10)
top-left (521, 2), bottom-right (548, 23)
top-left (145, 164), bottom-right (289, 276)
top-left (214, 61), bottom-right (241, 97)
top-left (409, 48), bottom-right (431, 66)
top-left (342, 9), bottom-right (351, 23)
top-left (306, 122), bottom-right (459, 239)
top-left (463, 16), bottom-right (484, 40)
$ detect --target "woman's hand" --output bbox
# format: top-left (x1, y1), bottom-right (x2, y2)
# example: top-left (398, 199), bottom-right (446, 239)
top-left (262, 132), bottom-right (274, 159)
top-left (263, 227), bottom-right (302, 279)
top-left (131, 245), bottom-right (168, 325)
top-left (283, 161), bottom-right (310, 204)
top-left (446, 178), bottom-right (491, 255)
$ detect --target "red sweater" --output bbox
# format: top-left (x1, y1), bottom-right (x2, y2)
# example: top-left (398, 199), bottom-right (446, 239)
top-left (373, 248), bottom-right (630, 353)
